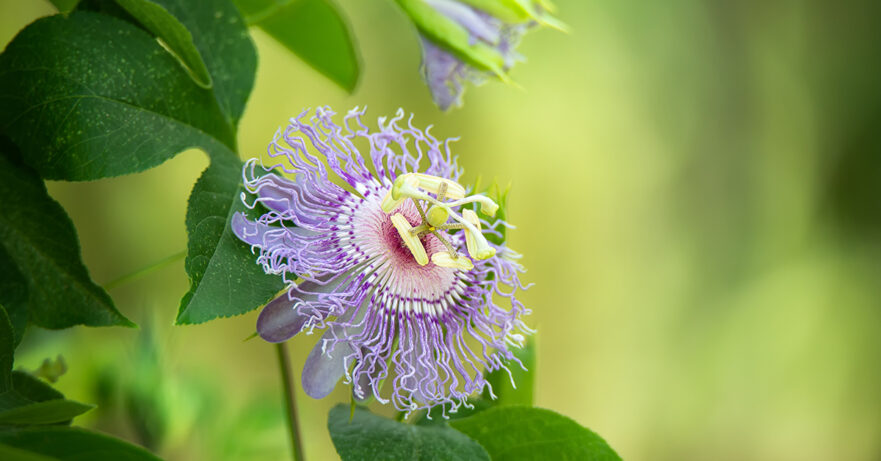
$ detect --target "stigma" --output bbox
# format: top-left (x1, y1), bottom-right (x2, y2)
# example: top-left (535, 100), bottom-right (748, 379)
top-left (382, 173), bottom-right (498, 269)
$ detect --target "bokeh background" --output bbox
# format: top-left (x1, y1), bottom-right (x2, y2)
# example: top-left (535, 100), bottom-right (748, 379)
top-left (3, 0), bottom-right (881, 459)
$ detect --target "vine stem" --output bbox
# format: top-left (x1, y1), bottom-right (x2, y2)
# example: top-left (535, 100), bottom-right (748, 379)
top-left (276, 342), bottom-right (305, 461)
top-left (103, 250), bottom-right (186, 290)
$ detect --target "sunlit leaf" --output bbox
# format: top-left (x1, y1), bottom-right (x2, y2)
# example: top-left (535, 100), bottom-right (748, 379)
top-left (238, 0), bottom-right (360, 92)
top-left (0, 12), bottom-right (234, 180)
top-left (449, 406), bottom-right (621, 461)
top-left (176, 156), bottom-right (285, 324)
top-left (0, 140), bottom-right (132, 329)
top-left (328, 405), bottom-right (490, 461)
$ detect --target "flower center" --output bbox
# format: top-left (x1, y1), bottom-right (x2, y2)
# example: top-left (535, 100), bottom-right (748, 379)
top-left (380, 173), bottom-right (499, 269)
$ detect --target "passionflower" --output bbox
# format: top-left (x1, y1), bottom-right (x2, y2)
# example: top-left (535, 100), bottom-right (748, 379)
top-left (396, 0), bottom-right (565, 110)
top-left (232, 107), bottom-right (530, 415)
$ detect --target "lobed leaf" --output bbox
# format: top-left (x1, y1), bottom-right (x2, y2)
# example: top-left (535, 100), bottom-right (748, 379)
top-left (119, 0), bottom-right (257, 127)
top-left (0, 140), bottom-right (132, 329)
top-left (113, 0), bottom-right (214, 88)
top-left (328, 405), bottom-right (490, 461)
top-left (0, 12), bottom-right (234, 180)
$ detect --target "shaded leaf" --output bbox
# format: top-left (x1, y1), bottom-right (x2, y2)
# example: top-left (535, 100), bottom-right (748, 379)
top-left (0, 12), bottom-right (234, 180)
top-left (0, 139), bottom-right (132, 329)
top-left (0, 248), bottom-right (28, 347)
top-left (328, 404), bottom-right (490, 461)
top-left (176, 157), bottom-right (284, 324)
top-left (0, 400), bottom-right (93, 425)
top-left (10, 373), bottom-right (64, 404)
top-left (484, 335), bottom-right (534, 406)
top-left (0, 306), bottom-right (12, 393)
top-left (450, 406), bottom-right (621, 461)
top-left (0, 443), bottom-right (55, 461)
top-left (0, 427), bottom-right (160, 460)
top-left (113, 0), bottom-right (214, 88)
top-left (240, 0), bottom-right (359, 92)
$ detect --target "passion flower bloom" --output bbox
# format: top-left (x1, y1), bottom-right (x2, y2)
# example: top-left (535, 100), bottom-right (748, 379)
top-left (231, 107), bottom-right (530, 414)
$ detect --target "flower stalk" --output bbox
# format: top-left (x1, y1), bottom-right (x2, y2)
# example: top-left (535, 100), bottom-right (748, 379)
top-left (276, 342), bottom-right (305, 461)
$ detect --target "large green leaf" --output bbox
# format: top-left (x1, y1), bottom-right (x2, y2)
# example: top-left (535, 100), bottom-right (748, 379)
top-left (0, 400), bottom-right (93, 425)
top-left (0, 11), bottom-right (234, 180)
top-left (176, 157), bottom-right (285, 324)
top-left (0, 141), bottom-right (132, 329)
top-left (484, 335), bottom-right (535, 406)
top-left (328, 405), bottom-right (490, 461)
top-left (449, 406), bottom-right (621, 461)
top-left (117, 0), bottom-right (257, 126)
top-left (237, 0), bottom-right (360, 92)
top-left (113, 0), bottom-right (213, 88)
top-left (0, 427), bottom-right (160, 460)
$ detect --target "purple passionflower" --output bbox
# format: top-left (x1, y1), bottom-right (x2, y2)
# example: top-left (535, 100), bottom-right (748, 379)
top-left (231, 107), bottom-right (531, 415)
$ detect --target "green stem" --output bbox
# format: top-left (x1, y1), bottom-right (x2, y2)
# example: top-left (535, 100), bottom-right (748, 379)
top-left (103, 250), bottom-right (186, 290)
top-left (276, 342), bottom-right (305, 461)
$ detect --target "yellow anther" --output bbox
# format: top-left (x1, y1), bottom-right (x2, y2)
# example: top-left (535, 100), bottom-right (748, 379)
top-left (462, 209), bottom-right (496, 260)
top-left (411, 173), bottom-right (466, 200)
top-left (425, 205), bottom-right (450, 227)
top-left (391, 213), bottom-right (429, 265)
top-left (478, 197), bottom-right (499, 217)
top-left (381, 175), bottom-right (420, 212)
top-left (431, 252), bottom-right (474, 271)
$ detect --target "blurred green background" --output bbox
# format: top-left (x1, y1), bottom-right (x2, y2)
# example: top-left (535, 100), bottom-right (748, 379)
top-left (3, 0), bottom-right (881, 459)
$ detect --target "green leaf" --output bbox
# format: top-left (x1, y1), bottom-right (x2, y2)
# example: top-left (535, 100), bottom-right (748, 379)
top-left (0, 443), bottom-right (55, 461)
top-left (0, 248), bottom-right (28, 347)
top-left (0, 11), bottom-right (234, 180)
top-left (484, 335), bottom-right (535, 406)
top-left (328, 404), bottom-right (490, 461)
top-left (240, 0), bottom-right (360, 92)
top-left (113, 0), bottom-right (214, 88)
top-left (0, 400), bottom-right (94, 425)
top-left (449, 406), bottom-right (621, 461)
top-left (10, 373), bottom-right (64, 404)
top-left (0, 427), bottom-right (161, 460)
top-left (118, 0), bottom-right (257, 126)
top-left (0, 306), bottom-right (13, 393)
top-left (0, 139), bottom-right (132, 329)
top-left (176, 157), bottom-right (285, 324)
